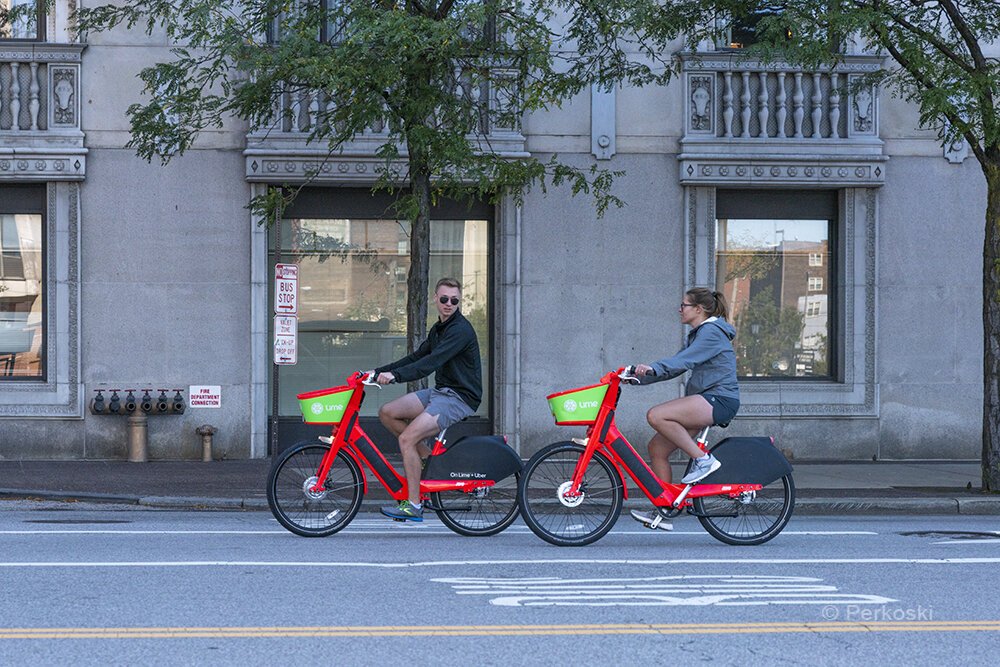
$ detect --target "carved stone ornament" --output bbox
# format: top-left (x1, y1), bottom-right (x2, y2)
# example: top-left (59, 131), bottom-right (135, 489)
top-left (51, 68), bottom-right (77, 126)
top-left (689, 76), bottom-right (713, 132)
top-left (853, 86), bottom-right (873, 133)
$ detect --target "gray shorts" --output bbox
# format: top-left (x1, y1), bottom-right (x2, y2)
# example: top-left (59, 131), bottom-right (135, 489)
top-left (415, 387), bottom-right (475, 430)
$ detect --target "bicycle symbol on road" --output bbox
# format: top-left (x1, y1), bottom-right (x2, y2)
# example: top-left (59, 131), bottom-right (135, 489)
top-left (432, 574), bottom-right (897, 608)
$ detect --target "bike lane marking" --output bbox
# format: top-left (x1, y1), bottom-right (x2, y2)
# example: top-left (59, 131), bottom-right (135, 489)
top-left (433, 574), bottom-right (895, 607)
top-left (1, 621), bottom-right (999, 639)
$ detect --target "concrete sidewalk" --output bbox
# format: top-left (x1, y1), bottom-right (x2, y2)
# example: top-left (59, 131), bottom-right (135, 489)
top-left (0, 458), bottom-right (997, 515)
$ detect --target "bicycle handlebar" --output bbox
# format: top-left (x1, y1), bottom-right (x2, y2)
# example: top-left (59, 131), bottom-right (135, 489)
top-left (618, 365), bottom-right (641, 385)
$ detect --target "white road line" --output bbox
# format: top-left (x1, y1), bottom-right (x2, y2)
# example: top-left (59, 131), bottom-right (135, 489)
top-left (0, 529), bottom-right (876, 536)
top-left (0, 557), bottom-right (999, 568)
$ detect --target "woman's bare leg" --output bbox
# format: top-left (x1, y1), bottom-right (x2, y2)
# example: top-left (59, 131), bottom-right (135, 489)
top-left (646, 395), bottom-right (714, 460)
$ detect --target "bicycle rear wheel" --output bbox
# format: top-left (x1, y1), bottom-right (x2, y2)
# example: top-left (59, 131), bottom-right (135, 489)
top-left (267, 441), bottom-right (364, 537)
top-left (517, 442), bottom-right (624, 547)
top-left (693, 474), bottom-right (795, 546)
top-left (432, 472), bottom-right (520, 537)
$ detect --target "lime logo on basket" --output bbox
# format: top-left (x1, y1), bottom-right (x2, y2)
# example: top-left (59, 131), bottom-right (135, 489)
top-left (563, 399), bottom-right (578, 413)
top-left (311, 403), bottom-right (325, 416)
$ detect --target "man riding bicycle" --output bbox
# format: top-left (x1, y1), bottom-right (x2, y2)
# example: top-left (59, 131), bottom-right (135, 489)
top-left (371, 278), bottom-right (482, 522)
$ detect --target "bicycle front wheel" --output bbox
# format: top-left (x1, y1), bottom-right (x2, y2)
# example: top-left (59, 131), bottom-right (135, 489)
top-left (267, 441), bottom-right (364, 537)
top-left (432, 472), bottom-right (521, 537)
top-left (693, 474), bottom-right (795, 546)
top-left (517, 442), bottom-right (624, 547)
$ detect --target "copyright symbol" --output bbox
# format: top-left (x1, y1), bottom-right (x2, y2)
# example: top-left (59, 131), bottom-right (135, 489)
top-left (821, 606), bottom-right (839, 621)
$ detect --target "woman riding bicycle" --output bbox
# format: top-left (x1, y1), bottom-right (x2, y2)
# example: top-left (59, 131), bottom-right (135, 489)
top-left (629, 287), bottom-right (740, 531)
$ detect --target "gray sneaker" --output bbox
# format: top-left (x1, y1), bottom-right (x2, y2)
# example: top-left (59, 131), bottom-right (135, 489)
top-left (630, 509), bottom-right (673, 531)
top-left (681, 454), bottom-right (722, 484)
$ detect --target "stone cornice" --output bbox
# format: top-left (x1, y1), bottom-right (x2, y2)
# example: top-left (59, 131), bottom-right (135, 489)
top-left (0, 43), bottom-right (86, 61)
top-left (0, 152), bottom-right (87, 180)
top-left (677, 51), bottom-right (884, 74)
top-left (678, 154), bottom-right (886, 187)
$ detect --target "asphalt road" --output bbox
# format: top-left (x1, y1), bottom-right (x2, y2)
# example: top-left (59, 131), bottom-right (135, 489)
top-left (2, 502), bottom-right (999, 665)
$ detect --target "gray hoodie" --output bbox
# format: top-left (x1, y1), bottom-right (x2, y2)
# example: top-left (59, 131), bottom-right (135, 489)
top-left (639, 317), bottom-right (740, 400)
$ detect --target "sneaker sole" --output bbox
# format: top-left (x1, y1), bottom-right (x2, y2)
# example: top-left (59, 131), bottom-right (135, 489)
top-left (630, 511), bottom-right (673, 531)
top-left (681, 460), bottom-right (722, 485)
top-left (379, 509), bottom-right (424, 522)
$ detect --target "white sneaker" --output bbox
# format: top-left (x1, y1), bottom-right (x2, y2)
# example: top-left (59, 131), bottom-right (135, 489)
top-left (681, 454), bottom-right (722, 484)
top-left (630, 509), bottom-right (673, 531)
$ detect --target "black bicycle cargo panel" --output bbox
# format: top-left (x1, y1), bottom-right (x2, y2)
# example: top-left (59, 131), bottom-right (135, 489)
top-left (422, 435), bottom-right (523, 482)
top-left (699, 436), bottom-right (793, 486)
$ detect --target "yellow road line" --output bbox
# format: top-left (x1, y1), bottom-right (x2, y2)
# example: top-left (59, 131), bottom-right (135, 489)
top-left (1, 621), bottom-right (999, 639)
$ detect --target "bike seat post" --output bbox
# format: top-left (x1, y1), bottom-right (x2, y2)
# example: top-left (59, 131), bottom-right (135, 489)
top-left (695, 426), bottom-right (711, 451)
top-left (430, 428), bottom-right (448, 455)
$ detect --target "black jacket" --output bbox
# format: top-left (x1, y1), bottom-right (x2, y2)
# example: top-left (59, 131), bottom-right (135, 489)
top-left (375, 310), bottom-right (482, 411)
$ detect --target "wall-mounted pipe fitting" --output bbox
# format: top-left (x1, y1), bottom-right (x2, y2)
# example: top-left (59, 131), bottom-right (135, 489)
top-left (155, 390), bottom-right (169, 413)
top-left (140, 390), bottom-right (153, 414)
top-left (171, 390), bottom-right (186, 414)
top-left (90, 390), bottom-right (107, 415)
top-left (128, 412), bottom-right (148, 463)
top-left (108, 391), bottom-right (122, 414)
top-left (196, 424), bottom-right (216, 462)
top-left (123, 391), bottom-right (137, 413)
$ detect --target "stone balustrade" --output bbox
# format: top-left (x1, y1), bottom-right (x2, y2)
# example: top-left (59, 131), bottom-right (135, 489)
top-left (677, 51), bottom-right (886, 187)
top-left (0, 43), bottom-right (86, 180)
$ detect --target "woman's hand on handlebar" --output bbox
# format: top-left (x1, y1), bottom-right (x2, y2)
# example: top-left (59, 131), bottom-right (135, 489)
top-left (634, 364), bottom-right (653, 377)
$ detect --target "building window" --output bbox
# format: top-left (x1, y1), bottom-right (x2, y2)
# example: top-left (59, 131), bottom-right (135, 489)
top-left (0, 0), bottom-right (45, 40)
top-left (268, 192), bottom-right (492, 419)
top-left (715, 189), bottom-right (836, 379)
top-left (809, 252), bottom-right (823, 266)
top-left (0, 189), bottom-right (45, 380)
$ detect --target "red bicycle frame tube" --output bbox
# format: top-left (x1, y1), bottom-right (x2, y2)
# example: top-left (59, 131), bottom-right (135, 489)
top-left (566, 368), bottom-right (761, 509)
top-left (309, 373), bottom-right (494, 501)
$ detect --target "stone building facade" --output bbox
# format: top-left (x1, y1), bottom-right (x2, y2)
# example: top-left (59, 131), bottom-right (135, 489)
top-left (0, 3), bottom-right (990, 460)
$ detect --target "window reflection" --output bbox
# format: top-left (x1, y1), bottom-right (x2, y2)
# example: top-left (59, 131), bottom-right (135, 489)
top-left (0, 213), bottom-right (44, 379)
top-left (716, 218), bottom-right (832, 378)
top-left (270, 217), bottom-right (490, 416)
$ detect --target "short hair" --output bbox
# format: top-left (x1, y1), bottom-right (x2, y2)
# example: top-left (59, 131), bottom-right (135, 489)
top-left (435, 277), bottom-right (462, 292)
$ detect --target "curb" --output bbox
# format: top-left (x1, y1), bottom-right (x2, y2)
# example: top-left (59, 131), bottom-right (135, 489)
top-left (5, 488), bottom-right (1000, 514)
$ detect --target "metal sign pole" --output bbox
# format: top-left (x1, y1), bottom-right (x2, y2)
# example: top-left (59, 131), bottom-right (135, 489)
top-left (270, 217), bottom-right (281, 457)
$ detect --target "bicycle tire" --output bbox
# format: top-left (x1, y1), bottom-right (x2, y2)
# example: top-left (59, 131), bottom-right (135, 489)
top-left (693, 473), bottom-right (795, 546)
top-left (517, 442), bottom-right (624, 547)
top-left (267, 441), bottom-right (364, 537)
top-left (432, 472), bottom-right (521, 537)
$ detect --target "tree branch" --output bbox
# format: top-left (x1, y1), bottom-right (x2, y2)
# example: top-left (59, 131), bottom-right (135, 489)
top-left (936, 0), bottom-right (990, 72)
top-left (435, 0), bottom-right (455, 20)
top-left (874, 23), bottom-right (987, 165)
top-left (861, 0), bottom-right (977, 75)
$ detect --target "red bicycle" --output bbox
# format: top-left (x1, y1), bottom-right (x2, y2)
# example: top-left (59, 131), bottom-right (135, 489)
top-left (517, 367), bottom-right (794, 547)
top-left (267, 371), bottom-right (522, 537)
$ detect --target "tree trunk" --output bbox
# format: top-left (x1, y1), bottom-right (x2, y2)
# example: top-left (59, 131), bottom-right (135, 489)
top-left (982, 155), bottom-right (1000, 491)
top-left (405, 162), bottom-right (433, 393)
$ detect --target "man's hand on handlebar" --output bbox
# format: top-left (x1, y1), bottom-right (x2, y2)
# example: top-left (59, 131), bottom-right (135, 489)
top-left (375, 372), bottom-right (396, 385)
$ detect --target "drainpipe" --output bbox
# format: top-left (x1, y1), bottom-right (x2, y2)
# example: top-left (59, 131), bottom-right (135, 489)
top-left (127, 413), bottom-right (148, 463)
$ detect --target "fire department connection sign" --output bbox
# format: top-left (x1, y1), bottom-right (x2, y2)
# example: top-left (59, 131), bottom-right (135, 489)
top-left (274, 263), bottom-right (298, 365)
top-left (188, 386), bottom-right (221, 408)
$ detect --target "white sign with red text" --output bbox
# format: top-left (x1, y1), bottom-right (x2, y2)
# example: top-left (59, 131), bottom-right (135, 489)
top-left (188, 385), bottom-right (222, 408)
top-left (274, 263), bottom-right (298, 315)
top-left (273, 315), bottom-right (298, 365)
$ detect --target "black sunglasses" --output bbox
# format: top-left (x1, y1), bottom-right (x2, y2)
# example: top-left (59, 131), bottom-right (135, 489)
top-left (438, 296), bottom-right (461, 306)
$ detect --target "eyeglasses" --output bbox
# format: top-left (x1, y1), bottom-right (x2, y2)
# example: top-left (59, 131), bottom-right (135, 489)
top-left (439, 296), bottom-right (461, 306)
top-left (679, 303), bottom-right (698, 310)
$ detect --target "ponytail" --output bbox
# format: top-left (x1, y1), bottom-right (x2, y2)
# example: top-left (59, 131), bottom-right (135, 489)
top-left (686, 287), bottom-right (729, 320)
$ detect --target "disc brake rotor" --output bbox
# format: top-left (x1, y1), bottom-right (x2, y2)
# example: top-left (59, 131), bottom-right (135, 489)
top-left (557, 480), bottom-right (585, 508)
top-left (302, 475), bottom-right (329, 501)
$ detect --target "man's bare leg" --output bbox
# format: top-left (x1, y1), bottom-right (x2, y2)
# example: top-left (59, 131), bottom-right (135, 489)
top-left (397, 412), bottom-right (443, 505)
top-left (379, 393), bottom-right (433, 458)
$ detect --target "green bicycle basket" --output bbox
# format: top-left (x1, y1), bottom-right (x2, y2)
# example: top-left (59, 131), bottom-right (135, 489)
top-left (546, 382), bottom-right (610, 425)
top-left (297, 385), bottom-right (354, 424)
